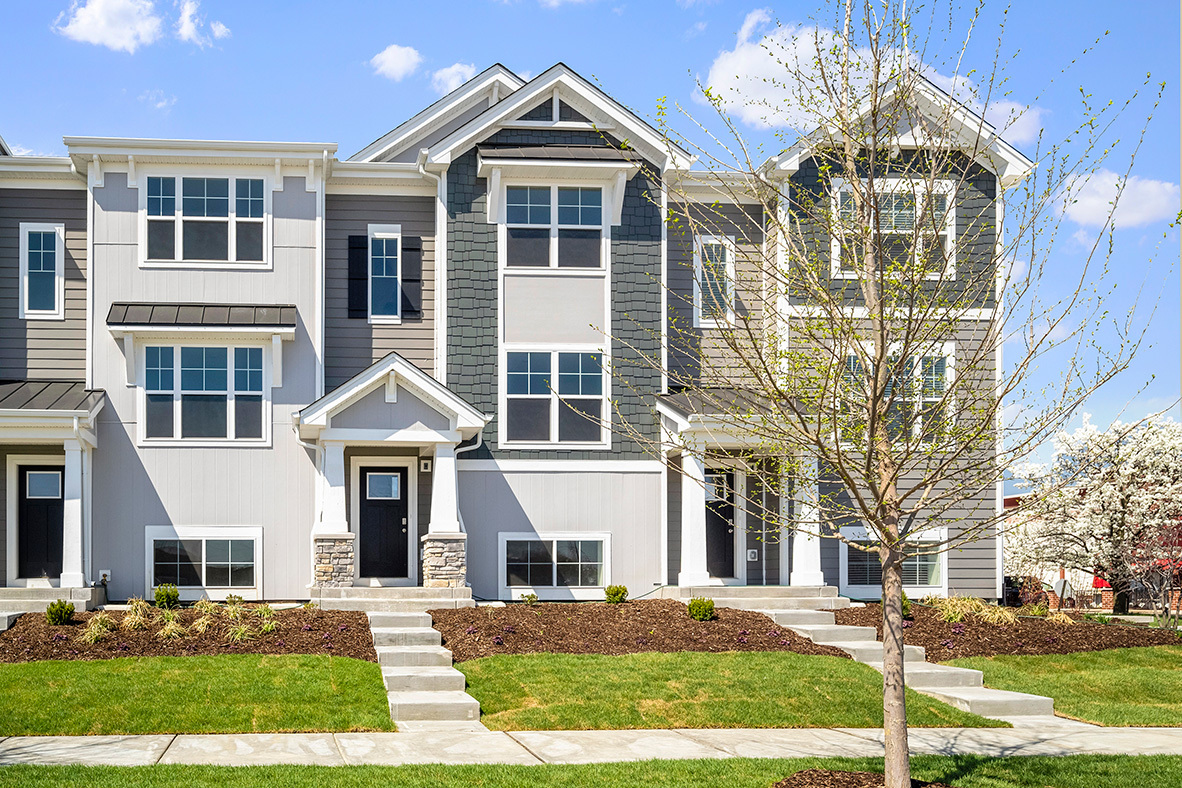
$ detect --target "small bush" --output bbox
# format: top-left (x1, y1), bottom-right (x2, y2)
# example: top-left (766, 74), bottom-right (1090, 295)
top-left (604, 585), bottom-right (629, 604)
top-left (975, 605), bottom-right (1019, 626)
top-left (1047, 611), bottom-right (1075, 626)
top-left (89, 611), bottom-right (116, 633)
top-left (156, 608), bottom-right (179, 624)
top-left (254, 603), bottom-right (275, 620)
top-left (226, 622), bottom-right (254, 643)
top-left (224, 594), bottom-right (245, 606)
top-left (126, 596), bottom-right (152, 617)
top-left (154, 584), bottom-right (180, 609)
top-left (260, 618), bottom-right (278, 635)
top-left (1084, 612), bottom-right (1112, 625)
top-left (77, 623), bottom-right (106, 644)
top-left (935, 595), bottom-right (986, 623)
top-left (518, 592), bottom-right (539, 606)
top-left (121, 610), bottom-right (150, 631)
top-left (224, 604), bottom-right (244, 621)
top-left (157, 620), bottom-right (187, 639)
top-left (45, 600), bottom-right (75, 626)
top-left (302, 601), bottom-right (318, 614)
top-left (1019, 602), bottom-right (1049, 618)
top-left (193, 598), bottom-right (220, 617)
top-left (687, 597), bottom-right (716, 622)
top-left (190, 615), bottom-right (213, 634)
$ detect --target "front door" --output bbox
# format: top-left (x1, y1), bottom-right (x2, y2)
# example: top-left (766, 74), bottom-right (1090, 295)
top-left (18, 466), bottom-right (64, 579)
top-left (705, 470), bottom-right (735, 578)
top-left (358, 467), bottom-right (409, 578)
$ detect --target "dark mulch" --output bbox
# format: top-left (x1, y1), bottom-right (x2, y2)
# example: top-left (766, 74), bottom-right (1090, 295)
top-left (0, 606), bottom-right (377, 664)
top-left (430, 598), bottom-right (849, 663)
top-left (834, 603), bottom-right (1180, 661)
top-left (773, 769), bottom-right (958, 788)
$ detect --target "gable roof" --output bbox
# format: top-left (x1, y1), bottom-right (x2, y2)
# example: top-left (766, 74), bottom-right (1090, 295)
top-left (350, 64), bottom-right (525, 163)
top-left (0, 133), bottom-right (10, 156)
top-left (424, 63), bottom-right (694, 170)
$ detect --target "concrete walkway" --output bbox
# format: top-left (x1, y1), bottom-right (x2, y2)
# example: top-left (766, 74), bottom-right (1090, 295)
top-left (2, 726), bottom-right (1181, 767)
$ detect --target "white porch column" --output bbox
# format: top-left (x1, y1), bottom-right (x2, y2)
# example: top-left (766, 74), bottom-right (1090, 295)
top-left (316, 440), bottom-right (348, 534)
top-left (678, 452), bottom-right (711, 586)
top-left (59, 440), bottom-right (85, 588)
top-left (428, 443), bottom-right (462, 533)
top-left (790, 451), bottom-right (826, 586)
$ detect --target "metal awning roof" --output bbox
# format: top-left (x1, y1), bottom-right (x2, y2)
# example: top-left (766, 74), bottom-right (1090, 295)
top-left (0, 381), bottom-right (104, 412)
top-left (107, 302), bottom-right (298, 328)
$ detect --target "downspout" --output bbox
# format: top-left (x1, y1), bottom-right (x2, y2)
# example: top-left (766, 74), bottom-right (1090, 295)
top-left (450, 430), bottom-right (486, 533)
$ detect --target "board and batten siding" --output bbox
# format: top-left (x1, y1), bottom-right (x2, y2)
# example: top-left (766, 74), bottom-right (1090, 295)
top-left (0, 188), bottom-right (87, 379)
top-left (324, 194), bottom-right (436, 389)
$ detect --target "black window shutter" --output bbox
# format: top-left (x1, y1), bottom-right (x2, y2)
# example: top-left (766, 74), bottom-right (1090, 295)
top-left (347, 235), bottom-right (368, 318)
top-left (401, 236), bottom-right (423, 319)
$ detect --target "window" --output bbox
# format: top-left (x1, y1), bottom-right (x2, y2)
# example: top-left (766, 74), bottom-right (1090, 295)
top-left (505, 185), bottom-right (603, 268)
top-left (19, 223), bottom-right (65, 320)
top-left (367, 473), bottom-right (401, 500)
top-left (143, 344), bottom-right (269, 442)
top-left (832, 180), bottom-right (953, 278)
top-left (841, 345), bottom-right (952, 443)
top-left (145, 175), bottom-right (267, 265)
top-left (694, 235), bottom-right (735, 327)
top-left (26, 471), bottom-right (62, 499)
top-left (505, 538), bottom-right (604, 587)
top-left (368, 225), bottom-right (401, 321)
top-left (152, 537), bottom-right (255, 588)
top-left (505, 350), bottom-right (605, 445)
top-left (847, 542), bottom-right (941, 587)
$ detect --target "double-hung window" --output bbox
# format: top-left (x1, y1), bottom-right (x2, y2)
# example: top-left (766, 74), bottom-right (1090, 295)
top-left (694, 235), bottom-right (735, 327)
top-left (504, 350), bottom-right (605, 445)
top-left (143, 344), bottom-right (268, 442)
top-left (18, 223), bottom-right (65, 320)
top-left (505, 185), bottom-right (603, 268)
top-left (368, 225), bottom-right (401, 322)
top-left (145, 175), bottom-right (267, 265)
top-left (842, 344), bottom-right (953, 443)
top-left (832, 180), bottom-right (953, 278)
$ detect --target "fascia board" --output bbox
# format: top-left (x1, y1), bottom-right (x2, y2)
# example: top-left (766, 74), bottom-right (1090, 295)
top-left (64, 137), bottom-right (339, 163)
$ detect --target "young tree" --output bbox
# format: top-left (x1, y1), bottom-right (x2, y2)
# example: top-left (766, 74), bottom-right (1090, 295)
top-left (609, 2), bottom-right (1161, 785)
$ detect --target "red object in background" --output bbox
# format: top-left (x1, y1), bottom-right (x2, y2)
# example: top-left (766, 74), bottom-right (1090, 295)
top-left (1093, 576), bottom-right (1112, 589)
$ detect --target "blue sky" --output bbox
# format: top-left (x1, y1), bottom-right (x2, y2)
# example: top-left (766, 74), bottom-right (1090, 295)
top-left (1, 0), bottom-right (1178, 452)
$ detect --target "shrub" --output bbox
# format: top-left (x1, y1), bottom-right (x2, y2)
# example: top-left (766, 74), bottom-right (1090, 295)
top-left (224, 594), bottom-right (245, 606)
top-left (935, 595), bottom-right (986, 623)
top-left (1019, 602), bottom-right (1049, 618)
top-left (77, 622), bottom-right (106, 644)
top-left (687, 597), bottom-right (716, 622)
top-left (126, 596), bottom-right (152, 617)
top-left (156, 608), bottom-right (179, 624)
top-left (45, 600), bottom-right (75, 626)
top-left (254, 603), bottom-right (275, 620)
top-left (1047, 611), bottom-right (1075, 626)
top-left (89, 611), bottom-right (116, 633)
top-left (226, 622), bottom-right (254, 643)
top-left (604, 585), bottom-right (629, 604)
top-left (302, 601), bottom-right (318, 614)
top-left (193, 598), bottom-right (220, 617)
top-left (190, 615), bottom-right (214, 634)
top-left (975, 605), bottom-right (1019, 626)
top-left (154, 584), bottom-right (180, 609)
top-left (224, 603), bottom-right (244, 621)
top-left (518, 592), bottom-right (539, 606)
top-left (157, 620), bottom-right (187, 639)
top-left (260, 618), bottom-right (278, 635)
top-left (121, 609), bottom-right (150, 631)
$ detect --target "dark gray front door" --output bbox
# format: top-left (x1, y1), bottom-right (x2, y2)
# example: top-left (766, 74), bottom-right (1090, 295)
top-left (18, 466), bottom-right (64, 579)
top-left (358, 467), bottom-right (409, 578)
top-left (705, 470), bottom-right (735, 578)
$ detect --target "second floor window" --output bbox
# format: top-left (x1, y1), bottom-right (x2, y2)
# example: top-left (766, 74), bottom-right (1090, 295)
top-left (146, 176), bottom-right (266, 265)
top-left (369, 226), bottom-right (401, 321)
top-left (505, 350), bottom-right (605, 445)
top-left (19, 223), bottom-right (65, 320)
top-left (144, 344), bottom-right (267, 442)
top-left (694, 235), bottom-right (735, 327)
top-left (842, 348), bottom-right (951, 443)
top-left (832, 181), bottom-right (953, 278)
top-left (505, 185), bottom-right (603, 269)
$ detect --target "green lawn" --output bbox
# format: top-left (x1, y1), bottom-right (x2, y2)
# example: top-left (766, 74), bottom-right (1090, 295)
top-left (458, 651), bottom-right (1006, 730)
top-left (2, 756), bottom-right (1181, 788)
top-left (948, 645), bottom-right (1182, 727)
top-left (0, 654), bottom-right (394, 735)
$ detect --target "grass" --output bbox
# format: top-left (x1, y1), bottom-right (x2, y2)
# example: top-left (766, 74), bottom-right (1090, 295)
top-left (947, 645), bottom-right (1182, 727)
top-left (458, 651), bottom-right (1007, 730)
top-left (1, 756), bottom-right (1181, 788)
top-left (0, 654), bottom-right (394, 735)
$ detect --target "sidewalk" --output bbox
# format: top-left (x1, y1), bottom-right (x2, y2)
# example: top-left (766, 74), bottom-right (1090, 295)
top-left (2, 723), bottom-right (1181, 767)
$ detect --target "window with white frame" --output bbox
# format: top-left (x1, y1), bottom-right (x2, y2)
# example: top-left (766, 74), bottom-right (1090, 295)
top-left (143, 344), bottom-right (268, 442)
top-left (368, 224), bottom-right (401, 321)
top-left (145, 175), bottom-right (267, 264)
top-left (505, 185), bottom-right (603, 268)
top-left (842, 344), bottom-right (952, 443)
top-left (152, 537), bottom-right (255, 588)
top-left (504, 350), bottom-right (605, 444)
top-left (19, 223), bottom-right (65, 320)
top-left (846, 541), bottom-right (941, 587)
top-left (505, 538), bottom-right (605, 587)
top-left (832, 180), bottom-right (953, 277)
top-left (694, 235), bottom-right (735, 326)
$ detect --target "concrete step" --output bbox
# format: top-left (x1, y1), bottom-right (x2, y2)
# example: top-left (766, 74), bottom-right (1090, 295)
top-left (0, 612), bottom-right (21, 632)
top-left (366, 611), bottom-right (434, 628)
top-left (320, 598), bottom-right (474, 613)
top-left (382, 666), bottom-right (468, 692)
top-left (0, 587), bottom-right (105, 611)
top-left (920, 686), bottom-right (1055, 717)
top-left (709, 596), bottom-right (850, 611)
top-left (835, 641), bottom-right (926, 662)
top-left (787, 624), bottom-right (878, 644)
top-left (865, 662), bottom-right (984, 689)
top-left (676, 585), bottom-right (838, 599)
top-left (760, 609), bottom-right (836, 626)
top-left (375, 645), bottom-right (454, 667)
top-left (387, 690), bottom-right (480, 721)
top-left (370, 627), bottom-right (442, 647)
top-left (315, 586), bottom-right (473, 600)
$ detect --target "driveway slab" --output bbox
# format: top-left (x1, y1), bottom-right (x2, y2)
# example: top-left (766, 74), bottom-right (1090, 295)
top-left (507, 729), bottom-right (730, 764)
top-left (158, 733), bottom-right (344, 766)
top-left (0, 735), bottom-right (173, 766)
top-left (336, 731), bottom-right (540, 765)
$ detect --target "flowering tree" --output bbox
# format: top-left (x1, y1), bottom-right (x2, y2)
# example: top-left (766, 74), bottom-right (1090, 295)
top-left (1013, 420), bottom-right (1182, 618)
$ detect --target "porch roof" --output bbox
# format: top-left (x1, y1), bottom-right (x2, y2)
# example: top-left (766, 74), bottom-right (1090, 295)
top-left (107, 302), bottom-right (298, 328)
top-left (0, 381), bottom-right (104, 414)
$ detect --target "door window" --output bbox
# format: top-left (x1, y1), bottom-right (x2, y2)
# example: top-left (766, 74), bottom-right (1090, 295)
top-left (26, 471), bottom-right (62, 499)
top-left (366, 472), bottom-right (401, 500)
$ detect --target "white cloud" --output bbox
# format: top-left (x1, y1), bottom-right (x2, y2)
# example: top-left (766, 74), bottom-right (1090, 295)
top-left (54, 0), bottom-right (164, 54)
top-left (139, 89), bottom-right (177, 111)
top-left (539, 0), bottom-right (592, 6)
top-left (431, 62), bottom-right (477, 95)
top-left (983, 99), bottom-right (1047, 147)
top-left (210, 20), bottom-right (230, 38)
top-left (370, 44), bottom-right (422, 81)
top-left (9, 143), bottom-right (58, 157)
top-left (174, 1), bottom-right (227, 47)
top-left (1060, 168), bottom-right (1181, 229)
top-left (685, 20), bottom-right (708, 38)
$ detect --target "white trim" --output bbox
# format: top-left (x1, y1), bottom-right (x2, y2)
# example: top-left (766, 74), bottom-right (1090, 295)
top-left (434, 166), bottom-right (449, 384)
top-left (497, 531), bottom-right (612, 601)
top-left (498, 182), bottom-right (610, 269)
top-left (142, 525), bottom-right (263, 601)
top-left (6, 454), bottom-right (65, 586)
top-left (367, 223), bottom-right (402, 324)
top-left (349, 455), bottom-right (418, 586)
top-left (693, 234), bottom-right (736, 328)
top-left (457, 459), bottom-right (663, 473)
top-left (837, 526), bottom-right (949, 599)
top-left (499, 345), bottom-right (611, 450)
top-left (18, 222), bottom-right (66, 321)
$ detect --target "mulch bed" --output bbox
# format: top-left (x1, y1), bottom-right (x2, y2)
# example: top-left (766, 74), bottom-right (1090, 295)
top-left (834, 603), bottom-right (1180, 661)
top-left (0, 606), bottom-right (377, 664)
top-left (773, 769), bottom-right (957, 788)
top-left (430, 598), bottom-right (849, 663)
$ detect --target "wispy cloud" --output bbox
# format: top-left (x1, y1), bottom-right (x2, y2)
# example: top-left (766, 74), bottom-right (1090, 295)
top-left (139, 89), bottom-right (177, 111)
top-left (431, 62), bottom-right (477, 95)
top-left (539, 0), bottom-right (594, 6)
top-left (9, 143), bottom-right (59, 157)
top-left (210, 19), bottom-right (230, 39)
top-left (370, 43), bottom-right (423, 81)
top-left (54, 0), bottom-right (164, 54)
top-left (685, 20), bottom-right (708, 38)
top-left (1060, 168), bottom-right (1181, 230)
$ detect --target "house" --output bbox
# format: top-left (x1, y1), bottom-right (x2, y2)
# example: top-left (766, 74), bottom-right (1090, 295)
top-left (0, 63), bottom-right (1027, 608)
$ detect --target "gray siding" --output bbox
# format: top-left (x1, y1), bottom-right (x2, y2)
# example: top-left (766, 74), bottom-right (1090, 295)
top-left (0, 188), bottom-right (87, 379)
top-left (0, 445), bottom-right (67, 585)
top-left (324, 194), bottom-right (436, 389)
top-left (331, 385), bottom-right (450, 432)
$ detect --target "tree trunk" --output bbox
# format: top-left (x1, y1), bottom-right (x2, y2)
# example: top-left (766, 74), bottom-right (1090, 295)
top-left (881, 547), bottom-right (911, 788)
top-left (1112, 578), bottom-right (1130, 615)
